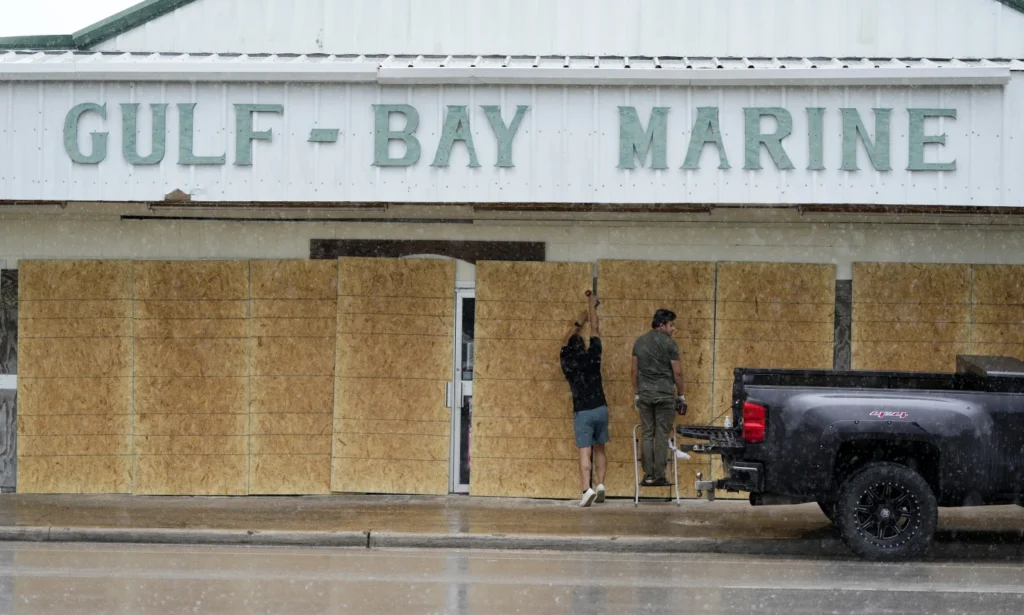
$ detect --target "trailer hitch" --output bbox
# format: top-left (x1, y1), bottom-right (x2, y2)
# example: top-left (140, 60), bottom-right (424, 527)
top-left (695, 472), bottom-right (716, 502)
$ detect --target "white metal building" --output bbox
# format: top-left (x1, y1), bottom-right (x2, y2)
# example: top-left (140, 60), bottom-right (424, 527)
top-left (1, 0), bottom-right (1023, 497)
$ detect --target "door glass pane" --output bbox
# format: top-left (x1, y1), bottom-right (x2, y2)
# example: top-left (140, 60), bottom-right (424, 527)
top-left (459, 297), bottom-right (475, 485)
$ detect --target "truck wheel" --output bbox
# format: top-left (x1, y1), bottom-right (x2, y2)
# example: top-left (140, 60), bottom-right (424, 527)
top-left (835, 462), bottom-right (937, 562)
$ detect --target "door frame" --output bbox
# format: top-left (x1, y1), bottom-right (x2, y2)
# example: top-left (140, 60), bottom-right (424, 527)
top-left (450, 283), bottom-right (475, 493)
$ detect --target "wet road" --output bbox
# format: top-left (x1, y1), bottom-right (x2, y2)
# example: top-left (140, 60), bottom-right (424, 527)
top-left (0, 543), bottom-right (1021, 614)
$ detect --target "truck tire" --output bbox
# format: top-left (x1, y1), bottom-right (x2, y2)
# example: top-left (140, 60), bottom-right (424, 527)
top-left (835, 462), bottom-right (937, 562)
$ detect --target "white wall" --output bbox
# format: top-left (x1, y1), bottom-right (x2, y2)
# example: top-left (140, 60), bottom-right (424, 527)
top-left (3, 79), bottom-right (1022, 207)
top-left (5, 210), bottom-right (1024, 280)
top-left (92, 0), bottom-right (1024, 59)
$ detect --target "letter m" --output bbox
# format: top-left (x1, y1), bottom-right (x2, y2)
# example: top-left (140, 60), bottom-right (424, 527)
top-left (617, 106), bottom-right (669, 170)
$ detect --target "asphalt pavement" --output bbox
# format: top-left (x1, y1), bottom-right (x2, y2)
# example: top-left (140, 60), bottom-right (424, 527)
top-left (1, 543), bottom-right (1022, 614)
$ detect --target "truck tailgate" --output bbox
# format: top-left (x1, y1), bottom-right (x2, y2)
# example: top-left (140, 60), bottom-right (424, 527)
top-left (676, 425), bottom-right (745, 454)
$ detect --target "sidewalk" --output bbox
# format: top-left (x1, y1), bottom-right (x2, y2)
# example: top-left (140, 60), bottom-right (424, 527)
top-left (0, 493), bottom-right (1021, 560)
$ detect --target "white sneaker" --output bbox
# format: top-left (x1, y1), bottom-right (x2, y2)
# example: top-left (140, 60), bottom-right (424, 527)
top-left (579, 488), bottom-right (597, 507)
top-left (595, 484), bottom-right (606, 503)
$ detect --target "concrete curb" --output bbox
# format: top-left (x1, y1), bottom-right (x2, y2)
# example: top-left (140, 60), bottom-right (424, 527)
top-left (0, 527), bottom-right (369, 547)
top-left (0, 526), bottom-right (1020, 560)
top-left (367, 531), bottom-right (850, 557)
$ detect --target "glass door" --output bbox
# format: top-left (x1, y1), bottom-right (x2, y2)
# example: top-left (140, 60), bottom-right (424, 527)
top-left (450, 285), bottom-right (475, 493)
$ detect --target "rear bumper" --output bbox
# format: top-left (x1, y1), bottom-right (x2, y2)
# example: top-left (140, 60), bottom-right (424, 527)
top-left (721, 460), bottom-right (764, 493)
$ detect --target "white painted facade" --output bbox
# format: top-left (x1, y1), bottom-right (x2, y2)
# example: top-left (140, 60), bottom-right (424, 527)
top-left (5, 205), bottom-right (1024, 280)
top-left (2, 0), bottom-right (1024, 274)
top-left (89, 0), bottom-right (1024, 59)
top-left (2, 67), bottom-right (1022, 206)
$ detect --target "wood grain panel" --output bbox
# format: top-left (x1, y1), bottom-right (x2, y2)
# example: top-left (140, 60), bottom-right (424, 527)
top-left (968, 266), bottom-right (1024, 364)
top-left (471, 261), bottom-right (591, 498)
top-left (332, 258), bottom-right (454, 495)
top-left (852, 263), bottom-right (969, 372)
top-left (18, 260), bottom-right (131, 301)
top-left (249, 260), bottom-right (337, 495)
top-left (16, 260), bottom-right (133, 494)
top-left (715, 263), bottom-right (834, 499)
top-left (132, 261), bottom-right (250, 495)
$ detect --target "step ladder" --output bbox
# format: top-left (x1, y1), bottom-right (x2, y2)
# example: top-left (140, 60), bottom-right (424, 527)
top-left (632, 423), bottom-right (681, 506)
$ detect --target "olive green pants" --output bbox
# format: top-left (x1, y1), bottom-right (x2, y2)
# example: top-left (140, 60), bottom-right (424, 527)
top-left (637, 394), bottom-right (676, 481)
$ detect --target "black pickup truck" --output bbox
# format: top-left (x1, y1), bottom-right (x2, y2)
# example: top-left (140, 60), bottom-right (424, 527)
top-left (678, 354), bottom-right (1024, 561)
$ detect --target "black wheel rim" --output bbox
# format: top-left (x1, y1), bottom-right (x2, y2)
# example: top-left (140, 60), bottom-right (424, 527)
top-left (854, 481), bottom-right (919, 543)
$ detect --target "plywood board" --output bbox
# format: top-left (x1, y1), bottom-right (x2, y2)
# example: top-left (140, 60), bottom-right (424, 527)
top-left (251, 413), bottom-right (333, 435)
top-left (134, 319), bottom-right (249, 339)
top-left (251, 377), bottom-right (334, 414)
top-left (334, 418), bottom-right (450, 437)
top-left (134, 338), bottom-right (249, 378)
top-left (19, 318), bottom-right (132, 338)
top-left (337, 296), bottom-right (452, 318)
top-left (250, 454), bottom-right (331, 494)
top-left (19, 435), bottom-right (131, 456)
top-left (250, 260), bottom-right (337, 299)
top-left (134, 377), bottom-right (249, 415)
top-left (334, 379), bottom-right (448, 421)
top-left (469, 459), bottom-right (582, 499)
top-left (18, 414), bottom-right (132, 436)
top-left (251, 318), bottom-right (336, 338)
top-left (718, 263), bottom-right (835, 303)
top-left (134, 435), bottom-right (248, 456)
top-left (338, 258), bottom-right (455, 299)
top-left (712, 341), bottom-right (835, 381)
top-left (332, 257), bottom-right (454, 496)
top-left (18, 260), bottom-right (131, 301)
top-left (476, 300), bottom-right (590, 322)
top-left (471, 261), bottom-right (591, 499)
top-left (852, 342), bottom-right (967, 372)
top-left (18, 299), bottom-right (132, 320)
top-left (18, 377), bottom-right (132, 416)
top-left (133, 261), bottom-right (249, 301)
top-left (133, 455), bottom-right (248, 495)
top-left (331, 458), bottom-right (448, 495)
top-left (251, 337), bottom-right (335, 376)
top-left (715, 263), bottom-right (835, 432)
top-left (135, 414), bottom-right (249, 437)
top-left (336, 334), bottom-right (451, 380)
top-left (246, 434), bottom-right (330, 456)
top-left (477, 262), bottom-right (592, 302)
top-left (18, 338), bottom-right (131, 378)
top-left (852, 263), bottom-right (970, 372)
top-left (851, 321), bottom-right (970, 343)
top-left (853, 263), bottom-right (970, 305)
top-left (135, 300), bottom-right (248, 320)
top-left (17, 456), bottom-right (132, 494)
top-left (598, 261), bottom-right (716, 301)
top-left (253, 299), bottom-right (338, 319)
top-left (471, 379), bottom-right (573, 419)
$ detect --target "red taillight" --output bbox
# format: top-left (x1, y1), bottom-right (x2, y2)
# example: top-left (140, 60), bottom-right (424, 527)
top-left (742, 401), bottom-right (767, 443)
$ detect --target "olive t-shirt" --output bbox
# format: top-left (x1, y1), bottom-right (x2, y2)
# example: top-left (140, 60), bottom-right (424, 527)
top-left (632, 330), bottom-right (680, 395)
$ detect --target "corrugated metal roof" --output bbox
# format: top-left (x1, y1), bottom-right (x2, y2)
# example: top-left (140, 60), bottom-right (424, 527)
top-left (2, 51), bottom-right (1023, 69)
top-left (0, 51), bottom-right (1019, 85)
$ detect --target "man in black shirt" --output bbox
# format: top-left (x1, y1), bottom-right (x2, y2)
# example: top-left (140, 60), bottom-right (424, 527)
top-left (559, 292), bottom-right (609, 507)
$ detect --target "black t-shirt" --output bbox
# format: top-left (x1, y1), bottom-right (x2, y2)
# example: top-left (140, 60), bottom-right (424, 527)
top-left (560, 337), bottom-right (608, 413)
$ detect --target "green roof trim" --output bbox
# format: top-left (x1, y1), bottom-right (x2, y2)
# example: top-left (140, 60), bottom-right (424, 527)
top-left (0, 0), bottom-right (200, 50)
top-left (997, 0), bottom-right (1024, 13)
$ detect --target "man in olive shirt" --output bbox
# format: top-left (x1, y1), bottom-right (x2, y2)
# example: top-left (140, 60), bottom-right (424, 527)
top-left (632, 309), bottom-right (686, 487)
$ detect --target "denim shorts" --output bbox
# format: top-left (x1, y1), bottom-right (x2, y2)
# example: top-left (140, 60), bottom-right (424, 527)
top-left (573, 405), bottom-right (610, 448)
